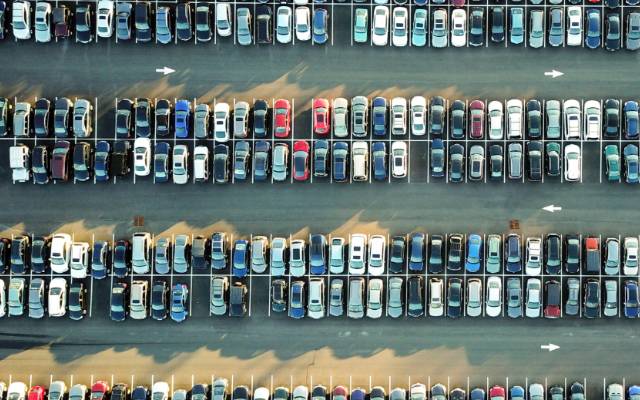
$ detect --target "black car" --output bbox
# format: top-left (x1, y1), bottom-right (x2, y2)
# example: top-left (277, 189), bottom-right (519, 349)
top-left (135, 2), bottom-right (153, 42)
top-left (526, 99), bottom-right (542, 138)
top-left (605, 13), bottom-right (621, 51)
top-left (192, 384), bottom-right (209, 400)
top-left (469, 9), bottom-right (484, 46)
top-left (253, 99), bottom-right (270, 138)
top-left (447, 234), bottom-right (463, 271)
top-left (30, 236), bottom-right (50, 273)
top-left (489, 144), bottom-right (503, 180)
top-left (408, 232), bottom-right (425, 272)
top-left (312, 386), bottom-right (327, 400)
top-left (332, 141), bottom-right (349, 182)
top-left (176, 3), bottom-right (192, 41)
top-left (449, 144), bottom-right (464, 182)
top-left (73, 142), bottom-right (93, 182)
top-left (271, 279), bottom-right (287, 312)
top-left (527, 140), bottom-right (542, 181)
top-left (68, 282), bottom-right (86, 320)
top-left (0, 238), bottom-right (10, 272)
top-left (407, 276), bottom-right (424, 317)
top-left (428, 234), bottom-right (444, 273)
top-left (447, 278), bottom-right (463, 318)
top-left (0, 2), bottom-right (5, 40)
top-left (254, 140), bottom-right (271, 182)
top-left (569, 383), bottom-right (584, 400)
top-left (153, 141), bottom-right (171, 183)
top-left (54, 97), bottom-right (72, 138)
top-left (232, 387), bottom-right (249, 400)
top-left (313, 140), bottom-right (328, 178)
top-left (564, 234), bottom-right (581, 273)
top-left (583, 279), bottom-right (600, 318)
top-left (111, 140), bottom-right (131, 177)
top-left (92, 241), bottom-right (110, 279)
top-left (75, 5), bottom-right (93, 43)
top-left (545, 233), bottom-right (561, 274)
top-left (603, 98), bottom-right (620, 138)
top-left (450, 100), bottom-right (466, 139)
top-left (230, 283), bottom-right (248, 317)
top-left (546, 142), bottom-right (561, 177)
top-left (0, 97), bottom-right (9, 136)
top-left (191, 236), bottom-right (210, 270)
top-left (32, 145), bottom-right (50, 184)
top-left (116, 98), bottom-right (133, 138)
top-left (155, 99), bottom-right (171, 137)
top-left (135, 98), bottom-right (152, 138)
top-left (10, 236), bottom-right (29, 274)
top-left (430, 96), bottom-right (446, 136)
top-left (389, 236), bottom-right (406, 274)
top-left (491, 7), bottom-right (505, 42)
top-left (113, 239), bottom-right (131, 278)
top-left (214, 144), bottom-right (230, 183)
top-left (34, 98), bottom-right (50, 137)
top-left (195, 5), bottom-right (212, 42)
top-left (256, 5), bottom-right (273, 44)
top-left (505, 233), bottom-right (522, 273)
top-left (151, 280), bottom-right (169, 320)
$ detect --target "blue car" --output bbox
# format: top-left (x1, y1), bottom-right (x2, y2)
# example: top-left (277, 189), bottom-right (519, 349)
top-left (624, 144), bottom-right (639, 184)
top-left (254, 140), bottom-right (271, 182)
top-left (624, 101), bottom-right (639, 139)
top-left (408, 232), bottom-right (425, 272)
top-left (431, 138), bottom-right (445, 178)
top-left (91, 241), bottom-right (110, 279)
top-left (154, 141), bottom-right (171, 183)
top-left (170, 283), bottom-right (189, 322)
top-left (175, 99), bottom-right (191, 138)
top-left (309, 234), bottom-right (327, 275)
top-left (585, 9), bottom-right (601, 49)
top-left (372, 142), bottom-right (387, 181)
top-left (628, 386), bottom-right (640, 400)
top-left (333, 141), bottom-right (349, 182)
top-left (312, 8), bottom-right (329, 44)
top-left (372, 97), bottom-right (387, 137)
top-left (470, 389), bottom-right (485, 400)
top-left (288, 281), bottom-right (305, 319)
top-left (505, 234), bottom-right (522, 273)
top-left (95, 140), bottom-right (111, 182)
top-left (625, 280), bottom-right (639, 318)
top-left (465, 234), bottom-right (482, 272)
top-left (510, 386), bottom-right (525, 400)
top-left (232, 240), bottom-right (249, 277)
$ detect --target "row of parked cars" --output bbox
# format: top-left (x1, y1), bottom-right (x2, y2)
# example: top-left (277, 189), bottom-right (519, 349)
top-left (356, 6), bottom-right (639, 50)
top-left (1, 381), bottom-right (633, 400)
top-left (2, 232), bottom-right (638, 277)
top-left (3, 96), bottom-right (639, 140)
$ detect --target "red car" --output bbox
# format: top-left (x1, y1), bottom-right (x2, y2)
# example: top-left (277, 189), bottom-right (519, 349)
top-left (489, 386), bottom-right (505, 400)
top-left (293, 140), bottom-right (310, 181)
top-left (91, 381), bottom-right (111, 400)
top-left (313, 98), bottom-right (331, 135)
top-left (333, 387), bottom-right (348, 399)
top-left (544, 280), bottom-right (561, 318)
top-left (28, 386), bottom-right (46, 400)
top-left (274, 99), bottom-right (291, 138)
top-left (469, 100), bottom-right (485, 139)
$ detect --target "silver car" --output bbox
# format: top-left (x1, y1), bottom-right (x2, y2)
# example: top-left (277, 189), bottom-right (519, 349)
top-left (49, 382), bottom-right (67, 400)
top-left (28, 278), bottom-right (45, 319)
top-left (486, 234), bottom-right (501, 273)
top-left (565, 277), bottom-right (580, 316)
top-left (237, 8), bottom-right (252, 46)
top-left (13, 102), bottom-right (31, 137)
top-left (333, 98), bottom-right (349, 137)
top-left (210, 276), bottom-right (229, 316)
top-left (627, 12), bottom-right (640, 50)
top-left (290, 239), bottom-right (306, 277)
top-left (34, 2), bottom-right (52, 43)
top-left (270, 237), bottom-right (288, 276)
top-left (604, 279), bottom-right (618, 317)
top-left (387, 277), bottom-right (403, 318)
top-left (529, 10), bottom-right (544, 48)
top-left (251, 235), bottom-right (269, 273)
top-left (73, 99), bottom-right (93, 137)
top-left (508, 142), bottom-right (523, 179)
top-left (194, 104), bottom-right (210, 139)
top-left (545, 100), bottom-right (561, 139)
top-left (272, 143), bottom-right (289, 182)
top-left (351, 96), bottom-right (368, 137)
top-left (234, 101), bottom-right (250, 138)
top-left (329, 278), bottom-right (344, 317)
top-left (173, 234), bottom-right (190, 273)
top-left (432, 9), bottom-right (448, 48)
top-left (466, 278), bottom-right (482, 317)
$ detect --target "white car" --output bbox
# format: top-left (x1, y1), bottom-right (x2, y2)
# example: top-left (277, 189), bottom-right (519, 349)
top-left (348, 234), bottom-right (367, 275)
top-left (525, 237), bottom-right (542, 276)
top-left (624, 237), bottom-right (639, 276)
top-left (295, 7), bottom-right (311, 41)
top-left (366, 278), bottom-right (384, 319)
top-left (0, 280), bottom-right (5, 317)
top-left (254, 388), bottom-right (270, 400)
top-left (70, 242), bottom-right (90, 279)
top-left (584, 100), bottom-right (601, 140)
top-left (276, 6), bottom-right (292, 44)
top-left (152, 382), bottom-right (170, 400)
top-left (48, 277), bottom-right (67, 317)
top-left (96, 0), bottom-right (115, 38)
top-left (134, 138), bottom-right (151, 176)
top-left (214, 102), bottom-right (231, 142)
top-left (506, 99), bottom-right (523, 139)
top-left (333, 98), bottom-right (349, 137)
top-left (466, 278), bottom-right (482, 317)
top-left (563, 99), bottom-right (582, 139)
top-left (368, 235), bottom-right (386, 275)
top-left (525, 278), bottom-right (542, 318)
top-left (429, 278), bottom-right (444, 317)
top-left (410, 96), bottom-right (427, 136)
top-left (488, 101), bottom-right (504, 139)
top-left (307, 278), bottom-right (324, 319)
top-left (391, 7), bottom-right (408, 47)
top-left (564, 144), bottom-right (581, 182)
top-left (173, 144), bottom-right (190, 184)
top-left (12, 1), bottom-right (31, 40)
top-left (34, 2), bottom-right (52, 43)
top-left (50, 233), bottom-right (72, 273)
top-left (372, 6), bottom-right (389, 46)
top-left (7, 382), bottom-right (27, 400)
top-left (451, 9), bottom-right (467, 47)
top-left (193, 145), bottom-right (209, 182)
top-left (485, 276), bottom-right (502, 317)
top-left (391, 141), bottom-right (407, 178)
top-left (566, 6), bottom-right (582, 46)
top-left (391, 97), bottom-right (407, 135)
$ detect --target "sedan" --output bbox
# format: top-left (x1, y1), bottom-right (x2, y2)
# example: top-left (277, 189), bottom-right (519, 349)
top-left (312, 8), bottom-right (328, 44)
top-left (274, 99), bottom-right (291, 138)
top-left (293, 141), bottom-right (310, 181)
top-left (170, 283), bottom-right (189, 323)
top-left (449, 144), bottom-right (464, 183)
top-left (313, 98), bottom-right (330, 135)
top-left (564, 144), bottom-right (581, 182)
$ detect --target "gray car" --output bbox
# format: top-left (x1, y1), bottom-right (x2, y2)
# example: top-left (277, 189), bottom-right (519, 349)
top-left (73, 99), bottom-right (92, 137)
top-left (212, 379), bottom-right (228, 400)
top-left (486, 234), bottom-right (501, 273)
top-left (605, 238), bottom-right (620, 275)
top-left (237, 8), bottom-right (252, 46)
top-left (329, 278), bottom-right (344, 317)
top-left (548, 8), bottom-right (564, 47)
top-left (155, 237), bottom-right (171, 274)
top-left (156, 6), bottom-right (172, 44)
top-left (546, 100), bottom-right (561, 138)
top-left (509, 8), bottom-right (524, 44)
top-left (194, 104), bottom-right (210, 139)
top-left (270, 237), bottom-right (287, 276)
top-left (173, 390), bottom-right (188, 400)
top-left (387, 277), bottom-right (403, 318)
top-left (8, 278), bottom-right (25, 316)
top-left (49, 382), bottom-right (67, 400)
top-left (565, 278), bottom-right (580, 316)
top-left (469, 145), bottom-right (484, 181)
top-left (627, 12), bottom-right (640, 51)
top-left (508, 142), bottom-right (523, 179)
top-left (173, 234), bottom-right (190, 273)
top-left (529, 384), bottom-right (544, 400)
top-left (272, 143), bottom-right (289, 182)
top-left (210, 276), bottom-right (229, 316)
top-left (351, 96), bottom-right (368, 137)
top-left (432, 9), bottom-right (448, 48)
top-left (13, 102), bottom-right (30, 137)
top-left (529, 10), bottom-right (544, 48)
top-left (234, 101), bottom-right (250, 138)
top-left (507, 277), bottom-right (522, 318)
top-left (251, 236), bottom-right (268, 273)
top-left (28, 278), bottom-right (46, 319)
top-left (604, 279), bottom-right (618, 317)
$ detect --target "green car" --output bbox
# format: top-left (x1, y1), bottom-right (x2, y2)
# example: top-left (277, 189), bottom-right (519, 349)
top-left (412, 9), bottom-right (427, 47)
top-left (605, 144), bottom-right (621, 181)
top-left (354, 8), bottom-right (368, 43)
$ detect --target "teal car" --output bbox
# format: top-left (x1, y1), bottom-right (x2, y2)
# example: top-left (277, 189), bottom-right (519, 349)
top-left (412, 9), bottom-right (427, 46)
top-left (354, 8), bottom-right (368, 43)
top-left (605, 144), bottom-right (620, 181)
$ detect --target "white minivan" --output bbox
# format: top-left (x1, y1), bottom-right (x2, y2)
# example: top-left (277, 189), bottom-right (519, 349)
top-left (352, 141), bottom-right (369, 181)
top-left (307, 278), bottom-right (325, 319)
top-left (132, 232), bottom-right (152, 274)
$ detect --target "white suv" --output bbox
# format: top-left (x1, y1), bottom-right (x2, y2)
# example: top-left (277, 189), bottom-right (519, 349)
top-left (348, 234), bottom-right (367, 275)
top-left (391, 7), bottom-right (408, 47)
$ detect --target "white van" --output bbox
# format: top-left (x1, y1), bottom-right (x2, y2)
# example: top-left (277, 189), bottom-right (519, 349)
top-left (368, 235), bottom-right (386, 276)
top-left (132, 232), bottom-right (152, 274)
top-left (307, 278), bottom-right (325, 319)
top-left (352, 141), bottom-right (369, 181)
top-left (130, 280), bottom-right (149, 320)
top-left (48, 278), bottom-right (67, 317)
top-left (428, 278), bottom-right (444, 317)
top-left (216, 3), bottom-right (232, 37)
top-left (50, 233), bottom-right (72, 273)
top-left (69, 242), bottom-right (90, 279)
top-left (348, 234), bottom-right (367, 275)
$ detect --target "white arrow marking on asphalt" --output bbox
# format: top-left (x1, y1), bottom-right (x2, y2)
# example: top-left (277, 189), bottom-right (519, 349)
top-left (544, 70), bottom-right (564, 78)
top-left (540, 343), bottom-right (560, 352)
top-left (543, 205), bottom-right (562, 213)
top-left (155, 66), bottom-right (176, 75)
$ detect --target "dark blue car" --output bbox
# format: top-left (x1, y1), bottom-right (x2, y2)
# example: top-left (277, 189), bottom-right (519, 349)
top-left (408, 232), bottom-right (425, 272)
top-left (470, 388), bottom-right (485, 400)
top-left (372, 142), bottom-right (387, 181)
top-left (95, 140), bottom-right (111, 182)
top-left (175, 99), bottom-right (191, 138)
top-left (154, 141), bottom-right (171, 183)
top-left (333, 141), bottom-right (349, 182)
top-left (309, 234), bottom-right (327, 275)
top-left (505, 234), bottom-right (522, 273)
top-left (232, 239), bottom-right (249, 278)
top-left (254, 140), bottom-right (271, 182)
top-left (431, 138), bottom-right (445, 178)
top-left (288, 281), bottom-right (305, 319)
top-left (624, 144), bottom-right (639, 184)
top-left (625, 101), bottom-right (639, 139)
top-left (312, 8), bottom-right (328, 44)
top-left (372, 97), bottom-right (387, 137)
top-left (91, 241), bottom-right (110, 279)
top-left (170, 283), bottom-right (189, 322)
top-left (585, 9), bottom-right (601, 49)
top-left (465, 234), bottom-right (482, 272)
top-left (625, 280), bottom-right (639, 318)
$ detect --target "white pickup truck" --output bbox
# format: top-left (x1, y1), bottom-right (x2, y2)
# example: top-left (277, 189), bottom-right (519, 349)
top-left (9, 145), bottom-right (30, 183)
